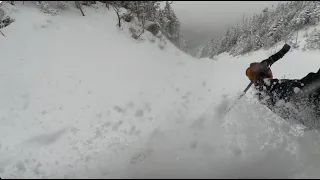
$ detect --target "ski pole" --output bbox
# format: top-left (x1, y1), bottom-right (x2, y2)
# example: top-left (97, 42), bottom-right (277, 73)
top-left (226, 44), bottom-right (291, 113)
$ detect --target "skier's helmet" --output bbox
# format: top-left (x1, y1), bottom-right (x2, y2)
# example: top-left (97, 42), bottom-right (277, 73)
top-left (246, 62), bottom-right (273, 82)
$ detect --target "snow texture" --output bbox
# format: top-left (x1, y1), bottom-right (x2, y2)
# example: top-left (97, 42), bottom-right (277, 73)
top-left (1, 1), bottom-right (320, 179)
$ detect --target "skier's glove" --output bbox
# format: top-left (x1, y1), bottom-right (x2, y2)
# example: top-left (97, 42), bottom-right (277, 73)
top-left (246, 62), bottom-right (273, 84)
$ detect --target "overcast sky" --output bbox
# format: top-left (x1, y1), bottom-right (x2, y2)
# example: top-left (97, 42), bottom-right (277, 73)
top-left (172, 1), bottom-right (279, 49)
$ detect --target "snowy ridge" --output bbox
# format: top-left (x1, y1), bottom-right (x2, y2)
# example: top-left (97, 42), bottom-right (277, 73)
top-left (1, 1), bottom-right (320, 179)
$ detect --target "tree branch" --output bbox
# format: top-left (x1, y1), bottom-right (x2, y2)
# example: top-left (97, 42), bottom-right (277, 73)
top-left (0, 30), bottom-right (6, 37)
top-left (105, 1), bottom-right (109, 9)
top-left (137, 15), bottom-right (146, 39)
top-left (75, 1), bottom-right (85, 16)
top-left (110, 4), bottom-right (121, 28)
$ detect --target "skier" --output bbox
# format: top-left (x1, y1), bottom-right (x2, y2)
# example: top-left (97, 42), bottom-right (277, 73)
top-left (245, 47), bottom-right (320, 130)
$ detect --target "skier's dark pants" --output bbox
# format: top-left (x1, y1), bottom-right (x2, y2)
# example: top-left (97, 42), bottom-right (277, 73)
top-left (256, 68), bottom-right (320, 130)
top-left (301, 68), bottom-right (320, 88)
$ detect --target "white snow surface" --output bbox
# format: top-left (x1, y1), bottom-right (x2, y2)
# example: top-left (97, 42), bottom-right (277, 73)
top-left (1, 2), bottom-right (320, 179)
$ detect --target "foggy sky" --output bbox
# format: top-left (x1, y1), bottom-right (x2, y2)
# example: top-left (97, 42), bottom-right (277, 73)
top-left (172, 1), bottom-right (279, 49)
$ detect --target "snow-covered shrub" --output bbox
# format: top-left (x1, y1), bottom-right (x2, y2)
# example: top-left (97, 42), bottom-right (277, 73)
top-left (0, 16), bottom-right (14, 29)
top-left (129, 26), bottom-right (139, 39)
top-left (149, 37), bottom-right (155, 43)
top-left (157, 33), bottom-right (166, 50)
top-left (0, 8), bottom-right (5, 20)
top-left (309, 28), bottom-right (318, 37)
top-left (292, 42), bottom-right (300, 49)
top-left (144, 20), bottom-right (159, 36)
top-left (36, 1), bottom-right (58, 15)
top-left (36, 1), bottom-right (69, 16)
top-left (109, 1), bottom-right (186, 52)
top-left (121, 11), bottom-right (133, 22)
top-left (286, 38), bottom-right (300, 49)
top-left (304, 32), bottom-right (320, 50)
top-left (81, 1), bottom-right (96, 6)
top-left (56, 1), bottom-right (69, 11)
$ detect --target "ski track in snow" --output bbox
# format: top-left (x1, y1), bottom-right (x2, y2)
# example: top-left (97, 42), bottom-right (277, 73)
top-left (1, 2), bottom-right (320, 178)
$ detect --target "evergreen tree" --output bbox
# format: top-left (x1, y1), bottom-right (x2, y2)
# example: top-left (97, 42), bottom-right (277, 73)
top-left (158, 1), bottom-right (186, 51)
top-left (197, 1), bottom-right (320, 59)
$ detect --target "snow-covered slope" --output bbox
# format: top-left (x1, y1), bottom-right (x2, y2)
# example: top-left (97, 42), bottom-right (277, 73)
top-left (2, 2), bottom-right (320, 179)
